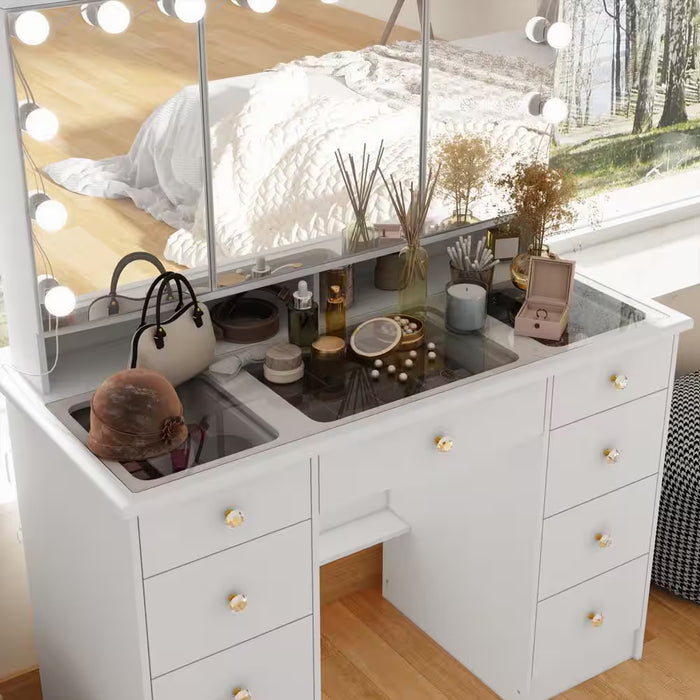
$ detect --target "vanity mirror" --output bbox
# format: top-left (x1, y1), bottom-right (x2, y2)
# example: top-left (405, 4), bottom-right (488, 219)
top-left (197, 0), bottom-right (426, 290)
top-left (11, 0), bottom-right (209, 323)
top-left (426, 0), bottom-right (559, 235)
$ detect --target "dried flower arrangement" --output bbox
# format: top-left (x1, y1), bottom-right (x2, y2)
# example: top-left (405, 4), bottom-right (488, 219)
top-left (380, 167), bottom-right (441, 292)
top-left (434, 134), bottom-right (496, 224)
top-left (335, 142), bottom-right (385, 252)
top-left (498, 161), bottom-right (578, 253)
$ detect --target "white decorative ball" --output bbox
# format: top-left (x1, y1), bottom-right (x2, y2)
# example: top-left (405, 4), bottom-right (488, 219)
top-left (398, 372), bottom-right (408, 383)
top-left (370, 369), bottom-right (380, 380)
top-left (387, 365), bottom-right (396, 375)
top-left (409, 350), bottom-right (417, 359)
top-left (428, 351), bottom-right (437, 361)
top-left (427, 342), bottom-right (436, 351)
top-left (374, 359), bottom-right (383, 369)
top-left (404, 359), bottom-right (414, 369)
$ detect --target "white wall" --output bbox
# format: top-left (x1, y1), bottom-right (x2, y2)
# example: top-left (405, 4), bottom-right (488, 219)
top-left (339, 0), bottom-right (536, 41)
top-left (0, 504), bottom-right (36, 678)
top-left (657, 285), bottom-right (700, 377)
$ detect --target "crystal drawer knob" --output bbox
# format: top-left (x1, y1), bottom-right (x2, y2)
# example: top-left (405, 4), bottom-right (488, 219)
top-left (604, 448), bottom-right (621, 464)
top-left (225, 509), bottom-right (245, 529)
top-left (588, 612), bottom-right (604, 628)
top-left (610, 374), bottom-right (628, 390)
top-left (228, 593), bottom-right (248, 613)
top-left (233, 689), bottom-right (252, 700)
top-left (435, 436), bottom-right (454, 453)
top-left (596, 533), bottom-right (613, 549)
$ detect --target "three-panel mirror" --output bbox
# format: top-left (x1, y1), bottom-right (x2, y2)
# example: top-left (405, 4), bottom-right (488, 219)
top-left (10, 0), bottom-right (560, 328)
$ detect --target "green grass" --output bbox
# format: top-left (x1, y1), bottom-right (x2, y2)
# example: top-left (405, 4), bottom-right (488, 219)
top-left (550, 120), bottom-right (700, 196)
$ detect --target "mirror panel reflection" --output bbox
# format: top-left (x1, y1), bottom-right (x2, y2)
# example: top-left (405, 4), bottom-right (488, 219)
top-left (12, 0), bottom-right (207, 323)
top-left (199, 0), bottom-right (424, 289)
top-left (427, 0), bottom-right (557, 234)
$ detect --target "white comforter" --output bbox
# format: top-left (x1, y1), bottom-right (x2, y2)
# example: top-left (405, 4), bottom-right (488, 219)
top-left (45, 40), bottom-right (551, 268)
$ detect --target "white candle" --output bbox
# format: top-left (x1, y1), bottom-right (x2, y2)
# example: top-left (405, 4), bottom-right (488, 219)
top-left (446, 282), bottom-right (487, 333)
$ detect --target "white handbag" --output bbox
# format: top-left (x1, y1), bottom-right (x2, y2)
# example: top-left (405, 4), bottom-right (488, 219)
top-left (129, 272), bottom-right (216, 387)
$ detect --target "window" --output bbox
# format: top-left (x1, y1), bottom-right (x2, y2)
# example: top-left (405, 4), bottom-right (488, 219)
top-left (553, 0), bottom-right (700, 227)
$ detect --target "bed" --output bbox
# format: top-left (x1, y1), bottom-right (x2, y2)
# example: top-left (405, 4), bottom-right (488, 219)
top-left (45, 39), bottom-right (552, 268)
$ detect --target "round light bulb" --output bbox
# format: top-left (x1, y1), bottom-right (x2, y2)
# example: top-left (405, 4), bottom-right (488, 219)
top-left (320, 0), bottom-right (339, 3)
top-left (173, 0), bottom-right (206, 22)
top-left (44, 285), bottom-right (76, 318)
top-left (525, 16), bottom-right (547, 43)
top-left (24, 106), bottom-right (59, 141)
top-left (12, 11), bottom-right (50, 46)
top-left (35, 198), bottom-right (68, 233)
top-left (547, 22), bottom-right (572, 50)
top-left (542, 97), bottom-right (569, 125)
top-left (236, 0), bottom-right (277, 13)
top-left (97, 1), bottom-right (131, 33)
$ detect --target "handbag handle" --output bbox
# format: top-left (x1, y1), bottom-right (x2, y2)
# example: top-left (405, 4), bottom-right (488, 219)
top-left (153, 273), bottom-right (205, 350)
top-left (107, 252), bottom-right (175, 316)
top-left (140, 272), bottom-right (181, 327)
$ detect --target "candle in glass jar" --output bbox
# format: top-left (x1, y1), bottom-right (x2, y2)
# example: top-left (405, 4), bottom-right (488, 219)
top-left (446, 282), bottom-right (487, 333)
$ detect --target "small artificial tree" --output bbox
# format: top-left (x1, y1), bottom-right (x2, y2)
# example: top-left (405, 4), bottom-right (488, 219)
top-left (498, 161), bottom-right (578, 253)
top-left (434, 134), bottom-right (495, 223)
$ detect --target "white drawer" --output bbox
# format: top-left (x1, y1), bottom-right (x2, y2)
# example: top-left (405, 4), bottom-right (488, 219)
top-left (140, 461), bottom-right (311, 578)
top-left (551, 336), bottom-right (673, 428)
top-left (540, 476), bottom-right (656, 600)
top-left (145, 521), bottom-right (312, 678)
top-left (545, 391), bottom-right (666, 516)
top-left (152, 617), bottom-right (314, 700)
top-left (320, 380), bottom-right (546, 511)
top-left (533, 556), bottom-right (648, 698)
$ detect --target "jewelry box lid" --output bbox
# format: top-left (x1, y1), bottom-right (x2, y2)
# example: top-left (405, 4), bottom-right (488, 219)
top-left (526, 256), bottom-right (576, 305)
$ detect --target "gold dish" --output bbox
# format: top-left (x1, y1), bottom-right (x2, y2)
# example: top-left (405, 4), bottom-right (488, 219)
top-left (394, 314), bottom-right (425, 351)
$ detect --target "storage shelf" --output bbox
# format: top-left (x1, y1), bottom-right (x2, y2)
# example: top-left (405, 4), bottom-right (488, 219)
top-left (319, 509), bottom-right (410, 565)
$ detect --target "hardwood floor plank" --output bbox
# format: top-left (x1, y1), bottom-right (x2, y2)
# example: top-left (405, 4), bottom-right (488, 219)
top-left (0, 667), bottom-right (41, 700)
top-left (321, 600), bottom-right (450, 700)
top-left (321, 635), bottom-right (390, 700)
top-left (342, 589), bottom-right (499, 699)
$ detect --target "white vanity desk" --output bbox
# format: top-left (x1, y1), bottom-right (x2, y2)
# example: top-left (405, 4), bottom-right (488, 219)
top-left (0, 277), bottom-right (692, 700)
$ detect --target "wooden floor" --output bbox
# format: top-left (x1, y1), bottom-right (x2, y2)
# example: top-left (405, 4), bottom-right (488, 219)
top-left (320, 585), bottom-right (700, 700)
top-left (14, 0), bottom-right (417, 295)
top-left (4, 585), bottom-right (700, 700)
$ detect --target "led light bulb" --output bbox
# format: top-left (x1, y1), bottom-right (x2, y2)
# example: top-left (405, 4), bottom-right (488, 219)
top-left (11, 11), bottom-right (50, 46)
top-left (320, 0), bottom-right (339, 3)
top-left (44, 285), bottom-right (76, 318)
top-left (547, 22), bottom-right (572, 50)
top-left (97, 1), bottom-right (131, 33)
top-left (21, 104), bottom-right (59, 142)
top-left (525, 16), bottom-right (548, 43)
top-left (232, 0), bottom-right (278, 13)
top-left (157, 0), bottom-right (206, 23)
top-left (541, 97), bottom-right (569, 125)
top-left (34, 197), bottom-right (68, 233)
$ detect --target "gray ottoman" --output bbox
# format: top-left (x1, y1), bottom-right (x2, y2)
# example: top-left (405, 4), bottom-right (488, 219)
top-left (652, 371), bottom-right (700, 601)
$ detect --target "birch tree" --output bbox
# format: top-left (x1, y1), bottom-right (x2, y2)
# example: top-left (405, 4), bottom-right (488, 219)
top-left (633, 0), bottom-right (664, 133)
top-left (658, 0), bottom-right (693, 127)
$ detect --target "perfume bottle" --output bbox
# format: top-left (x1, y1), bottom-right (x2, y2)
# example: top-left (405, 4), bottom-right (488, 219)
top-left (288, 279), bottom-right (319, 348)
top-left (325, 285), bottom-right (346, 339)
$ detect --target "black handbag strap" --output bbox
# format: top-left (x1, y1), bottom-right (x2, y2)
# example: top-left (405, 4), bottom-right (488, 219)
top-left (107, 253), bottom-right (175, 316)
top-left (153, 273), bottom-right (205, 349)
top-left (140, 272), bottom-right (179, 327)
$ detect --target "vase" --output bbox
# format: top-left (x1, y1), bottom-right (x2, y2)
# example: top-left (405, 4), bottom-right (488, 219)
top-left (343, 217), bottom-right (379, 255)
top-left (398, 244), bottom-right (429, 315)
top-left (510, 244), bottom-right (557, 291)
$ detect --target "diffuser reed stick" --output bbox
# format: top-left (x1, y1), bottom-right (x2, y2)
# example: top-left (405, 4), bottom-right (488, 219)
top-left (335, 142), bottom-right (385, 251)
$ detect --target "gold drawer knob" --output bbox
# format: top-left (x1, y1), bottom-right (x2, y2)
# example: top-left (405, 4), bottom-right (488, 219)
top-left (610, 374), bottom-right (628, 390)
top-left (435, 436), bottom-right (454, 453)
top-left (588, 612), bottom-right (604, 628)
top-left (604, 448), bottom-right (621, 464)
top-left (225, 509), bottom-right (246, 529)
top-left (228, 593), bottom-right (248, 613)
top-left (233, 689), bottom-right (252, 700)
top-left (596, 533), bottom-right (613, 549)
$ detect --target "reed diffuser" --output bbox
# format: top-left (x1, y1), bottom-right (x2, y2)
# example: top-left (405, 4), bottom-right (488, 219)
top-left (380, 167), bottom-right (441, 315)
top-left (335, 142), bottom-right (384, 254)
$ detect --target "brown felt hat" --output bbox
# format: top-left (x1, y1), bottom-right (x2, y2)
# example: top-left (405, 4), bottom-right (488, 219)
top-left (88, 368), bottom-right (188, 462)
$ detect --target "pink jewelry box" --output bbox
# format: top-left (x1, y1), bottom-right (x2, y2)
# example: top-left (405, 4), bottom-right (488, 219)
top-left (514, 256), bottom-right (576, 341)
